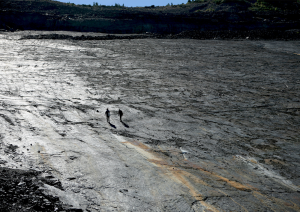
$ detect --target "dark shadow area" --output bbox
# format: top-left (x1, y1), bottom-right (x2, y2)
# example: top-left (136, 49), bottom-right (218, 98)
top-left (109, 122), bottom-right (116, 129)
top-left (0, 167), bottom-right (79, 212)
top-left (1, 0), bottom-right (300, 38)
top-left (121, 121), bottom-right (129, 128)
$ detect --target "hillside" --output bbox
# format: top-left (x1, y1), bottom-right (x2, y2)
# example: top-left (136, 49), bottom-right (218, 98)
top-left (0, 0), bottom-right (300, 35)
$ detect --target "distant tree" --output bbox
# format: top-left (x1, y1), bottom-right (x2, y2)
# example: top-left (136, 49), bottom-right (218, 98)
top-left (192, 0), bottom-right (208, 2)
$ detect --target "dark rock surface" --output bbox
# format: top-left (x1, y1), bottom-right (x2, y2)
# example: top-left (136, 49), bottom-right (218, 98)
top-left (0, 167), bottom-right (60, 212)
top-left (0, 142), bottom-right (82, 212)
top-left (19, 29), bottom-right (300, 41)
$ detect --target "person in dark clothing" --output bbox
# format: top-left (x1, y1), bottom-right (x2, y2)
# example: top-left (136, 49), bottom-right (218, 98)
top-left (105, 108), bottom-right (110, 123)
top-left (118, 109), bottom-right (123, 122)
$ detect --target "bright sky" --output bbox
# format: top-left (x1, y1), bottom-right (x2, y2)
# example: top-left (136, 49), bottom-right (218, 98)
top-left (57, 0), bottom-right (187, 7)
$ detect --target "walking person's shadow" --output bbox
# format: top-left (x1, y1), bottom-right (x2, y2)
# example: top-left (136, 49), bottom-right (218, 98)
top-left (109, 122), bottom-right (117, 129)
top-left (121, 120), bottom-right (129, 128)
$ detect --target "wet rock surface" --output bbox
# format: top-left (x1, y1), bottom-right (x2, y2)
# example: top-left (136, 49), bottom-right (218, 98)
top-left (0, 31), bottom-right (300, 211)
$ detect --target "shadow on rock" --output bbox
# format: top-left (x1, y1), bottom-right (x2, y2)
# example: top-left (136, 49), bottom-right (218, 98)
top-left (121, 121), bottom-right (129, 128)
top-left (109, 122), bottom-right (116, 129)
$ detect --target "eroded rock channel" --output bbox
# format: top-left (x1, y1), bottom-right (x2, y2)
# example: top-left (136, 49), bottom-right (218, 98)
top-left (0, 31), bottom-right (300, 211)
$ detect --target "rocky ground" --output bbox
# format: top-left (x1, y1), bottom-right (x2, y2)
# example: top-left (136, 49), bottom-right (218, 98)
top-left (0, 31), bottom-right (300, 211)
top-left (0, 166), bottom-right (66, 212)
top-left (20, 29), bottom-right (300, 41)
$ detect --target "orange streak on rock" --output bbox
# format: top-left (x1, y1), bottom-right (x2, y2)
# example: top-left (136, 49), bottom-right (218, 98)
top-left (178, 169), bottom-right (210, 187)
top-left (249, 159), bottom-right (257, 164)
top-left (167, 169), bottom-right (219, 212)
top-left (173, 170), bottom-right (203, 201)
top-left (264, 159), bottom-right (286, 165)
top-left (148, 159), bottom-right (173, 166)
top-left (123, 140), bottom-right (150, 150)
top-left (218, 189), bottom-right (249, 212)
top-left (252, 191), bottom-right (300, 212)
top-left (127, 140), bottom-right (252, 192)
top-left (178, 160), bottom-right (252, 192)
top-left (270, 194), bottom-right (300, 212)
top-left (124, 140), bottom-right (300, 211)
top-left (216, 176), bottom-right (251, 192)
top-left (252, 191), bottom-right (280, 212)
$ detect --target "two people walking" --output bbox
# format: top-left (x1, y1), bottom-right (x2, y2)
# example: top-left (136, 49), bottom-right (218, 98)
top-left (105, 108), bottom-right (123, 123)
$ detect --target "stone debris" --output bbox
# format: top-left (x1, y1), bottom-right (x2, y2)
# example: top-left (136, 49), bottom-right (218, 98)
top-left (0, 167), bottom-right (76, 212)
top-left (19, 29), bottom-right (300, 41)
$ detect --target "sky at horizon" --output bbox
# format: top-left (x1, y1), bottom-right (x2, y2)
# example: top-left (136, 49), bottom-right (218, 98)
top-left (57, 0), bottom-right (187, 7)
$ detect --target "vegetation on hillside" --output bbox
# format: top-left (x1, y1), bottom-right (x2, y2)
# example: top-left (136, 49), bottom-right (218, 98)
top-left (1, 0), bottom-right (299, 33)
top-left (2, 0), bottom-right (299, 18)
top-left (62, 0), bottom-right (299, 12)
top-left (186, 0), bottom-right (299, 11)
